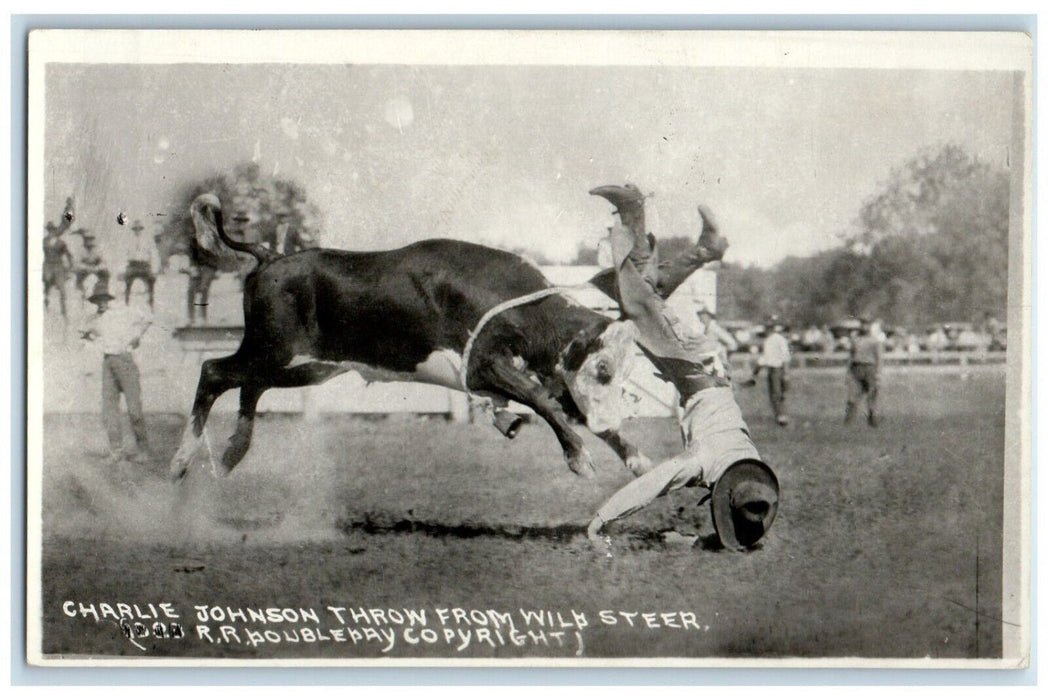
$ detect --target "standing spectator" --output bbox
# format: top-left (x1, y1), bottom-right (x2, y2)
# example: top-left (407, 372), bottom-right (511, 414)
top-left (870, 317), bottom-right (888, 343)
top-left (819, 325), bottom-right (835, 354)
top-left (801, 324), bottom-right (824, 352)
top-left (124, 220), bottom-right (158, 309)
top-left (153, 223), bottom-right (171, 274)
top-left (845, 317), bottom-right (882, 427)
top-left (926, 325), bottom-right (948, 353)
top-left (184, 196), bottom-right (238, 325)
top-left (73, 230), bottom-right (110, 300)
top-left (79, 280), bottom-right (154, 463)
top-left (745, 316), bottom-right (791, 426)
top-left (43, 222), bottom-right (75, 317)
top-left (906, 332), bottom-right (921, 356)
top-left (185, 234), bottom-right (220, 325)
top-left (696, 303), bottom-right (738, 368)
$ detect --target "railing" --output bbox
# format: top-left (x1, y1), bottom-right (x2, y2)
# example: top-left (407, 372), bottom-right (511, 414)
top-left (729, 350), bottom-right (1007, 369)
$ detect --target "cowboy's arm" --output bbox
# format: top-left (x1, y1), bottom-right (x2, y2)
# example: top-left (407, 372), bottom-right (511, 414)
top-left (587, 452), bottom-right (700, 538)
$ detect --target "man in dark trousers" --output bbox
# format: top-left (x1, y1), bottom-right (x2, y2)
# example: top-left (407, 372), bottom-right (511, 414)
top-left (79, 280), bottom-right (154, 463)
top-left (73, 230), bottom-right (110, 299)
top-left (43, 220), bottom-right (74, 317)
top-left (845, 317), bottom-right (883, 427)
top-left (745, 317), bottom-right (791, 426)
top-left (124, 220), bottom-right (158, 308)
top-left (185, 231), bottom-right (222, 325)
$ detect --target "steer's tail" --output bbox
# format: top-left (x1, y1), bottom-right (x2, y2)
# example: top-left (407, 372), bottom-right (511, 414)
top-left (190, 193), bottom-right (280, 266)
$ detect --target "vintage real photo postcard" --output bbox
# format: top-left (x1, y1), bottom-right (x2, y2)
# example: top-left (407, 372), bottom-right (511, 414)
top-left (25, 29), bottom-right (1032, 667)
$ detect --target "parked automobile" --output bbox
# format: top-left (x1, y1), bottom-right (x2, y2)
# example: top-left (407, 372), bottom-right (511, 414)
top-left (942, 322), bottom-right (991, 351)
top-left (720, 321), bottom-right (761, 354)
top-left (798, 326), bottom-right (828, 352)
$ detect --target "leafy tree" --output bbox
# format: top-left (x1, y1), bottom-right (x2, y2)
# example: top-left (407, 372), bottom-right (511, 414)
top-left (710, 144), bottom-right (1010, 328)
top-left (850, 144), bottom-right (1009, 326)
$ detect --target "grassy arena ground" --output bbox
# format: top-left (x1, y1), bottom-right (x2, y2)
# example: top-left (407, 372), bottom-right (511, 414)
top-left (37, 368), bottom-right (1007, 661)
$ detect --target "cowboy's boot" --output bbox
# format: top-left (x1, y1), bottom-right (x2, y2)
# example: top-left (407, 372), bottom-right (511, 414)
top-left (590, 184), bottom-right (659, 290)
top-left (652, 205), bottom-right (730, 297)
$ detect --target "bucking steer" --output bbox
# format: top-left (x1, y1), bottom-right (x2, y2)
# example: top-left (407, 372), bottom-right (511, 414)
top-left (170, 188), bottom-right (726, 482)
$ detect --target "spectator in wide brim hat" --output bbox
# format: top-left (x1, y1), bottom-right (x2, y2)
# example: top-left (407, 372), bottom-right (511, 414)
top-left (79, 278), bottom-right (154, 465)
top-left (845, 314), bottom-right (882, 427)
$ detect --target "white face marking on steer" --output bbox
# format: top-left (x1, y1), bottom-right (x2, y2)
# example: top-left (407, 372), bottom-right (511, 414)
top-left (287, 349), bottom-right (464, 390)
top-left (559, 321), bottom-right (638, 434)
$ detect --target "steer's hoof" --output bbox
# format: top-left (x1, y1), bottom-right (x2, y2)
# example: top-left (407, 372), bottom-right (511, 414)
top-left (568, 449), bottom-right (597, 478)
top-left (626, 453), bottom-right (653, 477)
top-left (221, 438), bottom-right (250, 474)
top-left (169, 461), bottom-right (189, 483)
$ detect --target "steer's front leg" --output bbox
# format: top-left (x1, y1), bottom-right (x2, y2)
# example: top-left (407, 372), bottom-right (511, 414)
top-left (475, 355), bottom-right (596, 477)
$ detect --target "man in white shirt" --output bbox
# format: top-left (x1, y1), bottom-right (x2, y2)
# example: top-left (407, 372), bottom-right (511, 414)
top-left (746, 317), bottom-right (791, 426)
top-left (80, 281), bottom-right (154, 462)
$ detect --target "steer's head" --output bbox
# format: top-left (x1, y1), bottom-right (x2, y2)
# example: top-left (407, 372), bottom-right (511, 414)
top-left (556, 320), bottom-right (638, 434)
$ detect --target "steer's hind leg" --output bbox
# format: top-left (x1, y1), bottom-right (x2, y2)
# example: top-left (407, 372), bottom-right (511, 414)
top-left (220, 384), bottom-right (265, 475)
top-left (217, 362), bottom-right (350, 475)
top-left (477, 355), bottom-right (596, 477)
top-left (170, 354), bottom-right (252, 481)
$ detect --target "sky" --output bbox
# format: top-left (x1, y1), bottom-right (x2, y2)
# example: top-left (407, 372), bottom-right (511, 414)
top-left (42, 63), bottom-right (1015, 267)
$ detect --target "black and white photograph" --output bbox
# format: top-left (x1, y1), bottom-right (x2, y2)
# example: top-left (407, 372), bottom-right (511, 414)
top-left (25, 29), bottom-right (1031, 666)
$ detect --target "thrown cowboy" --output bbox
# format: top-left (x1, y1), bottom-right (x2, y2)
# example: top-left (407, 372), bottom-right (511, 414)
top-left (585, 197), bottom-right (779, 552)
